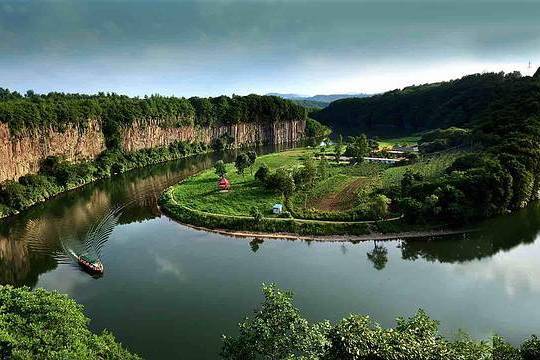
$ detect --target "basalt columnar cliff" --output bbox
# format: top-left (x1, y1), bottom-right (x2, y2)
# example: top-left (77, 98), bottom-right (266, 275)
top-left (0, 90), bottom-right (306, 183)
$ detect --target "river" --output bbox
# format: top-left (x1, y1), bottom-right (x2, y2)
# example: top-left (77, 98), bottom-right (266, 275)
top-left (1, 147), bottom-right (540, 359)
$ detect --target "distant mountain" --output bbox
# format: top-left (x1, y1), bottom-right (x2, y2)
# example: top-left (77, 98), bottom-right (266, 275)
top-left (267, 93), bottom-right (370, 105)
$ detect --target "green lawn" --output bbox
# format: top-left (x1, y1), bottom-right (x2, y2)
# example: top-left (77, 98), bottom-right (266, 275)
top-left (170, 145), bottom-right (464, 220)
top-left (381, 151), bottom-right (464, 187)
top-left (377, 135), bottom-right (421, 149)
top-left (171, 149), bottom-right (316, 217)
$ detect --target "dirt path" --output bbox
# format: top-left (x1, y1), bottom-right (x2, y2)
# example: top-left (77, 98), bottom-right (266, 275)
top-left (315, 177), bottom-right (367, 211)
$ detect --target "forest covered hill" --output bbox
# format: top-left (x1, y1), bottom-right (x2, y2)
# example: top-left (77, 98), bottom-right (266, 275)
top-left (314, 70), bottom-right (540, 136)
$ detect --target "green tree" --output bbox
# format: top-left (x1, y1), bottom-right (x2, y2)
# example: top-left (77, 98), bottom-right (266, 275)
top-left (348, 134), bottom-right (370, 163)
top-left (371, 194), bottom-right (391, 220)
top-left (334, 135), bottom-right (344, 164)
top-left (214, 160), bottom-right (227, 178)
top-left (221, 284), bottom-right (511, 360)
top-left (235, 153), bottom-right (250, 176)
top-left (247, 151), bottom-right (257, 175)
top-left (255, 164), bottom-right (269, 183)
top-left (275, 168), bottom-right (296, 201)
top-left (220, 285), bottom-right (330, 359)
top-left (0, 286), bottom-right (140, 359)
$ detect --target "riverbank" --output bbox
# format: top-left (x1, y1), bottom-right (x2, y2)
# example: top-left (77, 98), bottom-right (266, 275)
top-left (0, 143), bottom-right (213, 219)
top-left (160, 147), bottom-right (460, 237)
top-left (161, 205), bottom-right (472, 242)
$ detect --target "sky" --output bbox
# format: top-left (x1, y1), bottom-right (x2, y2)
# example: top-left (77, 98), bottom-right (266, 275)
top-left (1, 0), bottom-right (540, 97)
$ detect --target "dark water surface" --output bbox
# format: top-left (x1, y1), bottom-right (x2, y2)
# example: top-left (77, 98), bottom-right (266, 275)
top-left (2, 147), bottom-right (540, 359)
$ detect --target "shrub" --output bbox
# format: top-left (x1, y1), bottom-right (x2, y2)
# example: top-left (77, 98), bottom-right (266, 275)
top-left (214, 160), bottom-right (227, 178)
top-left (0, 285), bottom-right (140, 359)
top-left (255, 164), bottom-right (270, 183)
top-left (0, 181), bottom-right (30, 210)
top-left (250, 207), bottom-right (263, 223)
top-left (521, 335), bottom-right (540, 360)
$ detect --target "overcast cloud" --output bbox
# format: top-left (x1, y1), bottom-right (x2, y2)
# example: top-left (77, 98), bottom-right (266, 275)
top-left (1, 0), bottom-right (539, 96)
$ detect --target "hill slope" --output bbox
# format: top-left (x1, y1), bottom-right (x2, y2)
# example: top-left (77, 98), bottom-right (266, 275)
top-left (313, 71), bottom-right (528, 136)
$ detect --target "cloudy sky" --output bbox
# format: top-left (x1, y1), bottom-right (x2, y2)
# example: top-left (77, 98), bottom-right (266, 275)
top-left (1, 0), bottom-right (540, 97)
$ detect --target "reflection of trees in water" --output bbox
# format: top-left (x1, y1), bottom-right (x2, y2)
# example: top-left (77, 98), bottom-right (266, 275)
top-left (0, 143), bottom-right (302, 286)
top-left (250, 239), bottom-right (264, 253)
top-left (367, 241), bottom-right (388, 270)
top-left (400, 202), bottom-right (540, 264)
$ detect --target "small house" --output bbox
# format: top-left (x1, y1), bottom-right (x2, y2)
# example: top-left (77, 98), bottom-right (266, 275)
top-left (218, 177), bottom-right (230, 190)
top-left (272, 204), bottom-right (283, 214)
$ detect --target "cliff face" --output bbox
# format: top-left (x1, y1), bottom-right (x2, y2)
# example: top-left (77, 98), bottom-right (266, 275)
top-left (120, 119), bottom-right (306, 153)
top-left (0, 120), bottom-right (105, 183)
top-left (0, 118), bottom-right (305, 182)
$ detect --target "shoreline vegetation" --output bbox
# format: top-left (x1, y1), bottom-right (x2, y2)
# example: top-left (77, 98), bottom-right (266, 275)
top-left (0, 88), bottom-right (310, 219)
top-left (160, 142), bottom-right (466, 237)
top-left (0, 140), bottom-right (214, 219)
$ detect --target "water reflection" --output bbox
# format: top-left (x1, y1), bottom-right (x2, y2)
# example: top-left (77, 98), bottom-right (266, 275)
top-left (0, 146), bottom-right (286, 286)
top-left (1, 145), bottom-right (540, 358)
top-left (366, 241), bottom-right (388, 270)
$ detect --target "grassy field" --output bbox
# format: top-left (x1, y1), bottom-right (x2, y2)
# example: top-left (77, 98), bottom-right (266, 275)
top-left (171, 149), bottom-right (316, 217)
top-left (169, 145), bottom-right (463, 221)
top-left (381, 152), bottom-right (464, 187)
top-left (377, 135), bottom-right (421, 149)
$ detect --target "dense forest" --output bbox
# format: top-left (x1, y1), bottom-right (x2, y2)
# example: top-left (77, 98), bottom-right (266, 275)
top-left (0, 89), bottom-right (307, 217)
top-left (0, 89), bottom-right (306, 148)
top-left (314, 70), bottom-right (536, 136)
top-left (335, 69), bottom-right (540, 224)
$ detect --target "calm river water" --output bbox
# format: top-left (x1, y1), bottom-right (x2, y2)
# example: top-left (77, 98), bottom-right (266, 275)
top-left (1, 147), bottom-right (540, 359)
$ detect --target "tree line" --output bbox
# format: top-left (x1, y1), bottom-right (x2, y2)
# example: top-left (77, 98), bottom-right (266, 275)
top-left (0, 89), bottom-right (306, 148)
top-left (314, 70), bottom-right (529, 136)
top-left (221, 284), bottom-right (540, 359)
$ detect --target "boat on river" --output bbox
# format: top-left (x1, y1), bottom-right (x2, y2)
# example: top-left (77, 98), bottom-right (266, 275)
top-left (77, 254), bottom-right (104, 274)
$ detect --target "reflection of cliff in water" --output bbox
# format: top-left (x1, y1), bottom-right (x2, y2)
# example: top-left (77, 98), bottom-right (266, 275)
top-left (0, 146), bottom-right (288, 286)
top-left (400, 202), bottom-right (540, 264)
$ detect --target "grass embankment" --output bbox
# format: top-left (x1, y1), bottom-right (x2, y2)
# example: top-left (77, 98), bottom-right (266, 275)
top-left (161, 144), bottom-right (460, 236)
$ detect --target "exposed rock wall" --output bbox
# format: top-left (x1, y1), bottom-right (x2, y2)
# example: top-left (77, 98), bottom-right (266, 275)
top-left (0, 118), bottom-right (305, 182)
top-left (120, 119), bottom-right (306, 152)
top-left (0, 120), bottom-right (105, 182)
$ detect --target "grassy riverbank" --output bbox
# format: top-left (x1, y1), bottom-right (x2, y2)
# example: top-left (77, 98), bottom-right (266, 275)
top-left (161, 145), bottom-right (459, 236)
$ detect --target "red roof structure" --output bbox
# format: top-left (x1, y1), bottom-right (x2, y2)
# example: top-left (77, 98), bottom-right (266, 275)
top-left (218, 177), bottom-right (230, 190)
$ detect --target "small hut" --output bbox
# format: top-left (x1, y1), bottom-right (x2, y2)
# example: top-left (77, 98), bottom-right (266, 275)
top-left (272, 204), bottom-right (283, 214)
top-left (218, 177), bottom-right (230, 190)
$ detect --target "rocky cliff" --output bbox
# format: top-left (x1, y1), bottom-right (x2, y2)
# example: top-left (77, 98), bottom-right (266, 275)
top-left (0, 120), bottom-right (106, 183)
top-left (0, 119), bottom-right (305, 182)
top-left (120, 119), bottom-right (306, 152)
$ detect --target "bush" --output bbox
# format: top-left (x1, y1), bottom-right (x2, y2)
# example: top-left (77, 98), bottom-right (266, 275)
top-left (0, 181), bottom-right (30, 210)
top-left (222, 284), bottom-right (540, 360)
top-left (0, 285), bottom-right (140, 359)
top-left (250, 207), bottom-right (263, 223)
top-left (255, 164), bottom-right (270, 183)
top-left (521, 335), bottom-right (540, 360)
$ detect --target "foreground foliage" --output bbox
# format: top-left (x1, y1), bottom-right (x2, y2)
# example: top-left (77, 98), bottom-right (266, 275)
top-left (0, 286), bottom-right (140, 359)
top-left (222, 285), bottom-right (539, 360)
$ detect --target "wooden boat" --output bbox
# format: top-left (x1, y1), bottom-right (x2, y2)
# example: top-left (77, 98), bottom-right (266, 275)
top-left (77, 254), bottom-right (104, 274)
